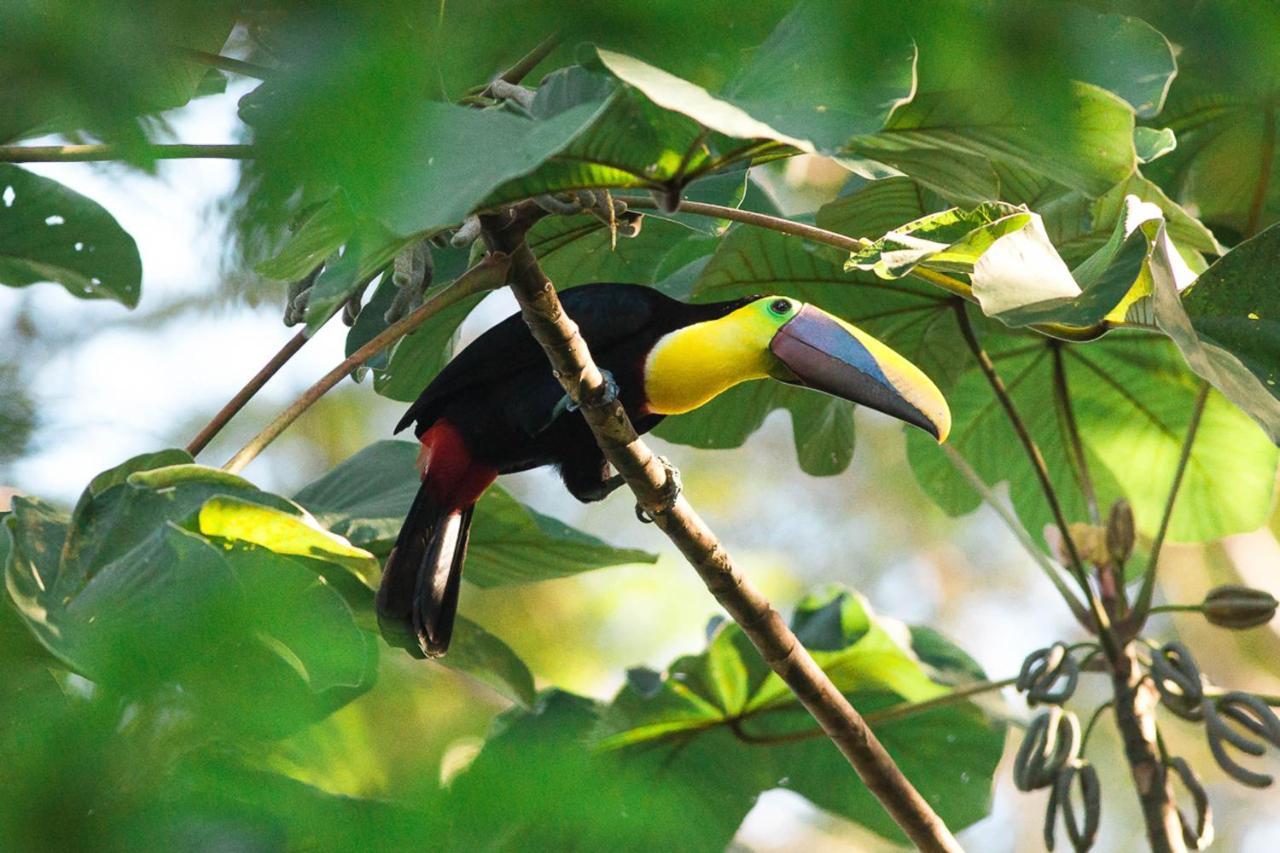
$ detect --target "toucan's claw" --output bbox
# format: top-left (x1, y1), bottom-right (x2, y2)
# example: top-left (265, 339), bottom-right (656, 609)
top-left (636, 455), bottom-right (681, 523)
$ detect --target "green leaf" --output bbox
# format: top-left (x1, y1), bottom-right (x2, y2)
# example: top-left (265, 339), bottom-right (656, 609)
top-left (448, 690), bottom-right (765, 853)
top-left (846, 202), bottom-right (1030, 279)
top-left (528, 213), bottom-right (704, 289)
top-left (720, 0), bottom-right (917, 153)
top-left (3, 453), bottom-right (380, 733)
top-left (0, 165), bottom-right (142, 306)
top-left (196, 495), bottom-right (380, 588)
top-left (848, 81), bottom-right (1137, 198)
top-left (1168, 223), bottom-right (1280, 442)
top-left (440, 616), bottom-right (537, 708)
top-left (467, 487), bottom-right (656, 587)
top-left (255, 195), bottom-right (357, 281)
top-left (594, 586), bottom-right (1006, 842)
top-left (907, 327), bottom-right (1278, 544)
top-left (1135, 127), bottom-right (1177, 163)
top-left (293, 441), bottom-right (657, 584)
top-left (596, 49), bottom-right (812, 152)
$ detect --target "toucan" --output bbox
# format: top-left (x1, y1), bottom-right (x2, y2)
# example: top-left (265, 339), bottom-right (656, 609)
top-left (377, 283), bottom-right (950, 658)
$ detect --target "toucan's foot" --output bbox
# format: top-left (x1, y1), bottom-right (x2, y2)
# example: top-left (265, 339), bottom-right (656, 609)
top-left (594, 369), bottom-right (620, 407)
top-left (635, 456), bottom-right (682, 523)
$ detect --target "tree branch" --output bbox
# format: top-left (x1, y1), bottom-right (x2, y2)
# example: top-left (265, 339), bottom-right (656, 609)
top-left (187, 328), bottom-right (311, 457)
top-left (221, 253), bottom-right (510, 474)
top-left (1111, 646), bottom-right (1187, 852)
top-left (0, 144), bottom-right (253, 163)
top-left (1132, 382), bottom-right (1210, 622)
top-left (481, 203), bottom-right (961, 853)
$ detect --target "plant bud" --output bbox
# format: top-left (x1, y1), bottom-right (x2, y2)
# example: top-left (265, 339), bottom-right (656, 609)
top-left (1203, 585), bottom-right (1278, 630)
top-left (1106, 500), bottom-right (1135, 566)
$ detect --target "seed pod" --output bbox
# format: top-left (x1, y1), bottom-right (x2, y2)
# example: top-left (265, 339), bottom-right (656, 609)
top-left (1202, 585), bottom-right (1278, 630)
top-left (1014, 707), bottom-right (1081, 791)
top-left (1017, 643), bottom-right (1080, 706)
top-left (1105, 500), bottom-right (1135, 566)
top-left (1054, 760), bottom-right (1101, 852)
top-left (1167, 756), bottom-right (1214, 850)
top-left (1204, 692), bottom-right (1280, 788)
top-left (1150, 642), bottom-right (1205, 721)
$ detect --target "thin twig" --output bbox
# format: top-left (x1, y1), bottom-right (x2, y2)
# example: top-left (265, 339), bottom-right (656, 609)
top-left (1080, 699), bottom-right (1115, 755)
top-left (1133, 382), bottom-right (1211, 622)
top-left (496, 33), bottom-right (561, 86)
top-left (942, 444), bottom-right (1091, 626)
top-left (1244, 102), bottom-right (1276, 241)
top-left (0, 144), bottom-right (253, 163)
top-left (952, 303), bottom-right (1120, 662)
top-left (727, 677), bottom-right (1020, 746)
top-left (173, 47), bottom-right (274, 80)
top-left (1051, 341), bottom-right (1101, 525)
top-left (186, 329), bottom-right (310, 457)
top-left (221, 253), bottom-right (511, 474)
top-left (482, 203), bottom-right (961, 853)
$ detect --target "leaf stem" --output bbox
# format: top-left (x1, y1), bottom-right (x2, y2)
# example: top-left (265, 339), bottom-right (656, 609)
top-left (941, 444), bottom-right (1092, 626)
top-left (1132, 382), bottom-right (1211, 622)
top-left (186, 328), bottom-right (312, 457)
top-left (727, 677), bottom-right (1020, 745)
top-left (1051, 341), bottom-right (1101, 525)
top-left (174, 47), bottom-right (274, 80)
top-left (496, 32), bottom-right (561, 86)
top-left (221, 253), bottom-right (511, 474)
top-left (1244, 101), bottom-right (1276, 241)
top-left (952, 303), bottom-right (1120, 662)
top-left (0, 144), bottom-right (253, 163)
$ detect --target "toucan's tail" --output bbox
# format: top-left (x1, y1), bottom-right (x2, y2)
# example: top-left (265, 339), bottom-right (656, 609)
top-left (376, 483), bottom-right (475, 658)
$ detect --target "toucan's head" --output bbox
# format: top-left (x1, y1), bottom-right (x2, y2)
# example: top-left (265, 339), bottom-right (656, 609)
top-left (644, 296), bottom-right (950, 442)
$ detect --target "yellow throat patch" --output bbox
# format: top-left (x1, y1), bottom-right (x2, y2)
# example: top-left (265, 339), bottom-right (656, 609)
top-left (642, 303), bottom-right (780, 415)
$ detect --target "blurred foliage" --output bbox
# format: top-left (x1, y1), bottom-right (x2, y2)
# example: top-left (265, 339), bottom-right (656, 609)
top-left (4, 0), bottom-right (1280, 849)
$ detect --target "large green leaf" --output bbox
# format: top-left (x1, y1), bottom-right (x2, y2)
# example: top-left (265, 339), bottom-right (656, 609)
top-left (1162, 223), bottom-right (1280, 443)
top-left (596, 0), bottom-right (917, 156)
top-left (847, 81), bottom-right (1136, 199)
top-left (447, 690), bottom-right (766, 853)
top-left (595, 587), bottom-right (1006, 843)
top-left (0, 165), bottom-right (142, 306)
top-left (1139, 2), bottom-right (1280, 241)
top-left (293, 440), bottom-right (656, 585)
top-left (3, 453), bottom-right (379, 734)
top-left (907, 325), bottom-right (1278, 545)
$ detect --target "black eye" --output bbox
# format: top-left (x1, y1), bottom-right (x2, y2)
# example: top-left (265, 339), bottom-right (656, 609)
top-left (769, 299), bottom-right (792, 316)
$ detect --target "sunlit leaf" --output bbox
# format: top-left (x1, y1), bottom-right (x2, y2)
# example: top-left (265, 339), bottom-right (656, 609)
top-left (197, 495), bottom-right (379, 588)
top-left (907, 326), bottom-right (1278, 544)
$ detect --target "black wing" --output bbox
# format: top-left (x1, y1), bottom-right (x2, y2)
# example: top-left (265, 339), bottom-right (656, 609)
top-left (395, 283), bottom-right (673, 434)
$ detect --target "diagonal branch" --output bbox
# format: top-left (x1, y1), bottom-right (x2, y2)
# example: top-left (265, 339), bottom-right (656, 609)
top-left (187, 328), bottom-right (310, 457)
top-left (221, 253), bottom-right (511, 474)
top-left (0, 143), bottom-right (253, 163)
top-left (481, 203), bottom-right (961, 853)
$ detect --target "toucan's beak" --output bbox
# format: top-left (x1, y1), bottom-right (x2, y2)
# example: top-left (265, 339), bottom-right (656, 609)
top-left (769, 305), bottom-right (951, 442)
